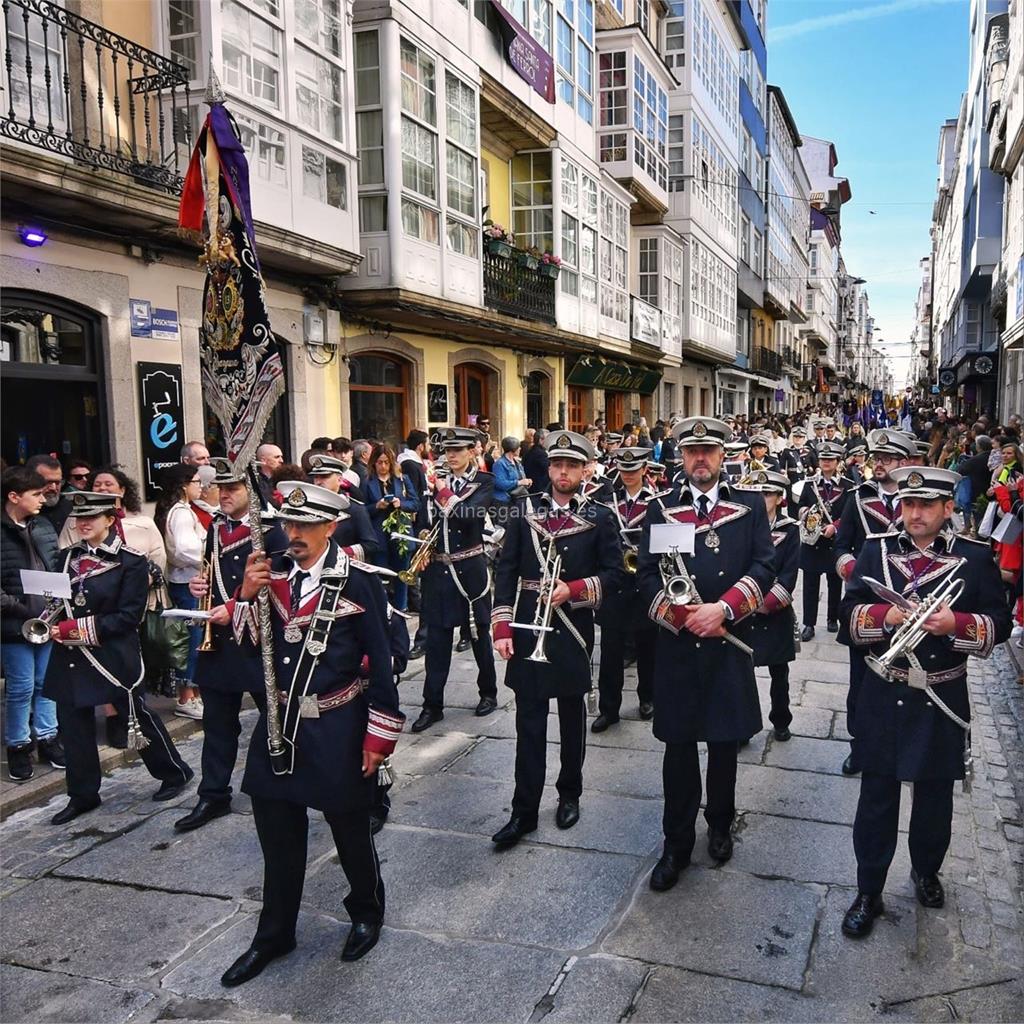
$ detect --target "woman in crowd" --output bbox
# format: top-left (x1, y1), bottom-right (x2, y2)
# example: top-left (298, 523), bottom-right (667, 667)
top-left (154, 464), bottom-right (206, 720)
top-left (492, 436), bottom-right (530, 524)
top-left (60, 466), bottom-right (168, 748)
top-left (365, 443), bottom-right (419, 611)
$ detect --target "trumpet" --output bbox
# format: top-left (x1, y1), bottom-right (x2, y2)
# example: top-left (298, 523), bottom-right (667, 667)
top-left (21, 598), bottom-right (64, 644)
top-left (623, 548), bottom-right (638, 574)
top-left (865, 574), bottom-right (965, 681)
top-left (394, 523), bottom-right (440, 584)
top-left (197, 558), bottom-right (215, 652)
top-left (511, 535), bottom-right (561, 663)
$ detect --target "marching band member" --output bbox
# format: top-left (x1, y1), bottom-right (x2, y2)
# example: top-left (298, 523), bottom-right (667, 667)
top-left (839, 467), bottom-right (1010, 938)
top-left (779, 426), bottom-right (817, 485)
top-left (411, 427), bottom-right (498, 733)
top-left (739, 469), bottom-right (800, 740)
top-left (845, 439), bottom-right (868, 485)
top-left (581, 457), bottom-right (612, 502)
top-left (797, 442), bottom-right (853, 641)
top-left (748, 432), bottom-right (780, 471)
top-left (638, 418), bottom-right (776, 891)
top-left (175, 459), bottom-right (280, 832)
top-left (221, 481), bottom-right (403, 986)
top-left (834, 430), bottom-right (915, 775)
top-left (491, 432), bottom-right (625, 847)
top-left (593, 447), bottom-right (672, 732)
top-left (44, 491), bottom-right (193, 825)
top-left (809, 418), bottom-right (830, 454)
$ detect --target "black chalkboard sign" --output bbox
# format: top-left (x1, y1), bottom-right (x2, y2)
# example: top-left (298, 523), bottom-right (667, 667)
top-left (427, 383), bottom-right (449, 423)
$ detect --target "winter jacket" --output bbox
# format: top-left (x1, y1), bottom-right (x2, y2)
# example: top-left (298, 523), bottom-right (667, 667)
top-left (1, 511), bottom-right (60, 641)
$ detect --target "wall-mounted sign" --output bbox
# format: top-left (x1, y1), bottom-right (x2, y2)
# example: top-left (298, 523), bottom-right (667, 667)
top-left (151, 308), bottom-right (180, 341)
top-left (489, 0), bottom-right (555, 103)
top-left (566, 359), bottom-right (662, 395)
top-left (130, 298), bottom-right (152, 338)
top-left (427, 383), bottom-right (449, 423)
top-left (137, 362), bottom-right (185, 501)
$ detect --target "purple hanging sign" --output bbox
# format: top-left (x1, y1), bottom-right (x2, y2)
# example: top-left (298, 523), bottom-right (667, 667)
top-left (490, 1), bottom-right (556, 104)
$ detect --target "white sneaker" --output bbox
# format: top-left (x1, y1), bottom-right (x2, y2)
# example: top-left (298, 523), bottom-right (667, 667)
top-left (1011, 624), bottom-right (1023, 638)
top-left (174, 698), bottom-right (204, 720)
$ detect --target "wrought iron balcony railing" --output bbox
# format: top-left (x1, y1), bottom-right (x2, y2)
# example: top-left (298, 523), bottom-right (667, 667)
top-left (1, 0), bottom-right (191, 193)
top-left (752, 345), bottom-right (782, 378)
top-left (483, 248), bottom-right (556, 326)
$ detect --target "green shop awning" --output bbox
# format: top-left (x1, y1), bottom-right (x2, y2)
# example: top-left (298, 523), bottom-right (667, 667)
top-left (566, 359), bottom-right (663, 395)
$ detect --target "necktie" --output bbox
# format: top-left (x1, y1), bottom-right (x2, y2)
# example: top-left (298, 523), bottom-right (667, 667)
top-left (698, 495), bottom-right (710, 520)
top-left (453, 478), bottom-right (464, 495)
top-left (290, 571), bottom-right (309, 614)
top-left (883, 494), bottom-right (895, 520)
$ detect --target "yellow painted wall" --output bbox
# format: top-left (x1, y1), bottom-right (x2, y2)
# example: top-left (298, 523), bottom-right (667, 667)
top-left (482, 148), bottom-right (511, 231)
top-left (752, 309), bottom-right (775, 350)
top-left (101, 0), bottom-right (154, 47)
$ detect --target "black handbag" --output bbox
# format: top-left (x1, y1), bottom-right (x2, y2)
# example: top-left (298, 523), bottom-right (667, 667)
top-left (140, 566), bottom-right (190, 688)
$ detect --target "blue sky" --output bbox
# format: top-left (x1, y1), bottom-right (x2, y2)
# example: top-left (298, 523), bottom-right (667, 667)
top-left (766, 0), bottom-right (970, 385)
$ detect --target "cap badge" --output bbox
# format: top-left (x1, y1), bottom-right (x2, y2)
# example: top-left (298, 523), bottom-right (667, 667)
top-left (445, 428), bottom-right (456, 440)
top-left (757, 471), bottom-right (768, 484)
top-left (877, 433), bottom-right (889, 445)
top-left (286, 488), bottom-right (307, 507)
top-left (311, 456), bottom-right (323, 469)
top-left (907, 471), bottom-right (924, 489)
top-left (73, 493), bottom-right (86, 506)
top-left (692, 421), bottom-right (708, 438)
top-left (557, 433), bottom-right (572, 448)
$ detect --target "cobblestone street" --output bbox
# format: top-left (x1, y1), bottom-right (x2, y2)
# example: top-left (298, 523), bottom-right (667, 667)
top-left (1, 591), bottom-right (1022, 1023)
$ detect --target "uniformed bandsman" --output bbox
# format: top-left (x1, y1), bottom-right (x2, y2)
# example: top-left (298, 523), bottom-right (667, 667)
top-left (845, 440), bottom-right (868, 485)
top-left (747, 432), bottom-right (780, 471)
top-left (834, 429), bottom-right (915, 775)
top-left (44, 491), bottom-right (193, 825)
top-left (175, 460), bottom-right (280, 832)
top-left (908, 439), bottom-right (931, 466)
top-left (220, 481), bottom-right (404, 987)
top-left (839, 467), bottom-right (1011, 938)
top-left (582, 457), bottom-right (612, 502)
top-left (739, 469), bottom-right (800, 740)
top-left (808, 418), bottom-right (830, 454)
top-left (411, 426), bottom-right (498, 733)
top-left (491, 431), bottom-right (625, 846)
top-left (308, 454), bottom-right (378, 562)
top-left (779, 426), bottom-right (817, 485)
top-left (797, 442), bottom-right (853, 641)
top-left (638, 418), bottom-right (776, 891)
top-left (593, 447), bottom-right (672, 732)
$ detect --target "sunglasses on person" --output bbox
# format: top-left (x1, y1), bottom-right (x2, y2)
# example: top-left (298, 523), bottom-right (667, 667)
top-left (70, 472), bottom-right (90, 480)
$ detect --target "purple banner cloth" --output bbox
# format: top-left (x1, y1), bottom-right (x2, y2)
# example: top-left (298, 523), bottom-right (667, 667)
top-left (490, 0), bottom-right (555, 103)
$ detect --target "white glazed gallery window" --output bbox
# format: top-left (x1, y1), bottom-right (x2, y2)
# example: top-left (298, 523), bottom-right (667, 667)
top-left (561, 213), bottom-right (579, 295)
top-left (561, 157), bottom-right (579, 212)
top-left (295, 0), bottom-right (342, 56)
top-left (599, 189), bottom-right (628, 325)
top-left (222, 0), bottom-right (282, 109)
top-left (167, 0), bottom-right (200, 80)
top-left (354, 30), bottom-right (385, 232)
top-left (752, 227), bottom-right (763, 278)
top-left (400, 37), bottom-right (439, 243)
top-left (400, 37), bottom-right (437, 125)
top-left (632, 57), bottom-right (667, 187)
top-left (663, 240), bottom-right (683, 318)
top-left (295, 45), bottom-right (344, 142)
top-left (512, 151), bottom-right (554, 253)
top-left (445, 74), bottom-right (479, 257)
top-left (664, 1), bottom-right (685, 68)
top-left (668, 114), bottom-right (685, 191)
top-left (639, 237), bottom-right (658, 306)
top-left (580, 223), bottom-right (597, 304)
top-left (581, 172), bottom-right (598, 225)
top-left (554, 0), bottom-right (594, 124)
top-left (302, 146), bottom-right (347, 209)
top-left (599, 51), bottom-right (627, 128)
top-left (235, 111), bottom-right (287, 186)
top-left (740, 212), bottom-right (751, 266)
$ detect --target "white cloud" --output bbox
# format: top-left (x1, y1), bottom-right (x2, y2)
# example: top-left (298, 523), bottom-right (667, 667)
top-left (768, 0), bottom-right (963, 44)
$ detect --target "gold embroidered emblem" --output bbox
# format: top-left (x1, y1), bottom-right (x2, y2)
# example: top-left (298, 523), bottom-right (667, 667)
top-left (907, 471), bottom-right (924, 488)
top-left (557, 434), bottom-right (572, 448)
top-left (286, 488), bottom-right (307, 507)
top-left (693, 421), bottom-right (708, 438)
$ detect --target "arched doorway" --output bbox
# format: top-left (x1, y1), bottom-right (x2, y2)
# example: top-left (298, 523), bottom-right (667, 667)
top-left (454, 362), bottom-right (493, 427)
top-left (348, 352), bottom-right (410, 445)
top-left (1, 293), bottom-right (107, 466)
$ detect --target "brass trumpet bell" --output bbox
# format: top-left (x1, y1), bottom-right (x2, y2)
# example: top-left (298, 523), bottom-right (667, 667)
top-left (623, 549), bottom-right (638, 574)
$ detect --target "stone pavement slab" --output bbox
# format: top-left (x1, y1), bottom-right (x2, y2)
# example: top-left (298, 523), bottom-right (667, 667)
top-left (0, 962), bottom-right (155, 1024)
top-left (537, 954), bottom-right (648, 1024)
top-left (0, 877), bottom-right (236, 982)
top-left (736, 762), bottom-right (862, 825)
top-left (162, 912), bottom-right (566, 1024)
top-left (603, 866), bottom-right (822, 990)
top-left (764, 734), bottom-right (856, 775)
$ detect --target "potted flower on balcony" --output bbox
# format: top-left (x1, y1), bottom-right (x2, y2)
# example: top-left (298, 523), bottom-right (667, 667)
top-left (539, 251), bottom-right (562, 279)
top-left (516, 245), bottom-right (541, 271)
top-left (483, 220), bottom-right (514, 258)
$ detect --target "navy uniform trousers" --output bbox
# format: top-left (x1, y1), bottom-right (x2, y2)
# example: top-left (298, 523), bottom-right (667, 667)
top-left (598, 623), bottom-right (655, 718)
top-left (60, 688), bottom-right (191, 804)
top-left (197, 688), bottom-right (267, 804)
top-left (663, 741), bottom-right (738, 857)
top-left (512, 694), bottom-right (586, 821)
top-left (423, 620), bottom-right (496, 710)
top-left (802, 563), bottom-right (842, 628)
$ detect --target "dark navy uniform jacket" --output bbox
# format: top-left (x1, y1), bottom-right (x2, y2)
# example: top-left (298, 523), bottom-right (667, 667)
top-left (596, 482), bottom-right (673, 633)
top-left (779, 445), bottom-right (817, 482)
top-left (797, 474), bottom-right (854, 575)
top-left (748, 513), bottom-right (800, 667)
top-left (637, 480), bottom-right (776, 744)
top-left (842, 530), bottom-right (1010, 780)
top-left (421, 469), bottom-right (494, 630)
top-left (44, 533), bottom-right (148, 708)
top-left (492, 489), bottom-right (625, 700)
top-left (234, 541), bottom-right (404, 814)
top-left (334, 501), bottom-right (379, 563)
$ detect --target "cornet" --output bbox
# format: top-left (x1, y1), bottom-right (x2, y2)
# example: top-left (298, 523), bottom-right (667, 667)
top-left (21, 598), bottom-right (64, 644)
top-left (196, 559), bottom-right (215, 652)
top-left (512, 535), bottom-right (561, 663)
top-left (394, 522), bottom-right (440, 584)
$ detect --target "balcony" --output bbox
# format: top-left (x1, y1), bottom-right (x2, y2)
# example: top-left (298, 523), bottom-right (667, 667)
top-left (752, 346), bottom-right (782, 378)
top-left (1, 0), bottom-right (192, 194)
top-left (782, 344), bottom-right (800, 370)
top-left (483, 247), bottom-right (556, 326)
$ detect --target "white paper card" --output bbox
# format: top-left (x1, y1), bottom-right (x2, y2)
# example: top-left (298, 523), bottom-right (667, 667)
top-left (160, 608), bottom-right (213, 620)
top-left (649, 523), bottom-right (695, 555)
top-left (19, 570), bottom-right (72, 599)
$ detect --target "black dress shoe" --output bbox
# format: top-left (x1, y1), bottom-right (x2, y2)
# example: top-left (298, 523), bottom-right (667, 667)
top-left (841, 892), bottom-right (884, 938)
top-left (342, 921), bottom-right (381, 962)
top-left (638, 702), bottom-right (654, 720)
top-left (707, 829), bottom-right (733, 863)
top-left (221, 943), bottom-right (295, 987)
top-left (491, 815), bottom-right (537, 848)
top-left (153, 768), bottom-right (195, 802)
top-left (841, 753), bottom-right (861, 776)
top-left (911, 870), bottom-right (945, 908)
top-left (590, 713), bottom-right (619, 734)
top-left (407, 643), bottom-right (426, 660)
top-left (773, 727), bottom-right (792, 742)
top-left (555, 799), bottom-right (579, 830)
top-left (650, 848), bottom-right (689, 891)
top-left (800, 625), bottom-right (815, 642)
top-left (474, 697), bottom-right (498, 717)
top-left (51, 799), bottom-right (101, 826)
top-left (369, 812), bottom-right (387, 836)
top-left (411, 708), bottom-right (443, 733)
top-left (826, 619), bottom-right (839, 633)
top-left (455, 638), bottom-right (472, 653)
top-left (174, 799), bottom-right (231, 832)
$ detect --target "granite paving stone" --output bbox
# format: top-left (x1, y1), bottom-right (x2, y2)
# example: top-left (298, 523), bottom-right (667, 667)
top-left (0, 963), bottom-right (155, 1024)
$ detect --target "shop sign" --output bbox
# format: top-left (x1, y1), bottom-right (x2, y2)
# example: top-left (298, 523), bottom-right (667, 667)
top-left (137, 362), bottom-right (185, 501)
top-left (566, 359), bottom-right (662, 395)
top-left (151, 309), bottom-right (180, 341)
top-left (489, 0), bottom-right (555, 103)
top-left (774, 389), bottom-right (785, 403)
top-left (427, 383), bottom-right (449, 423)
